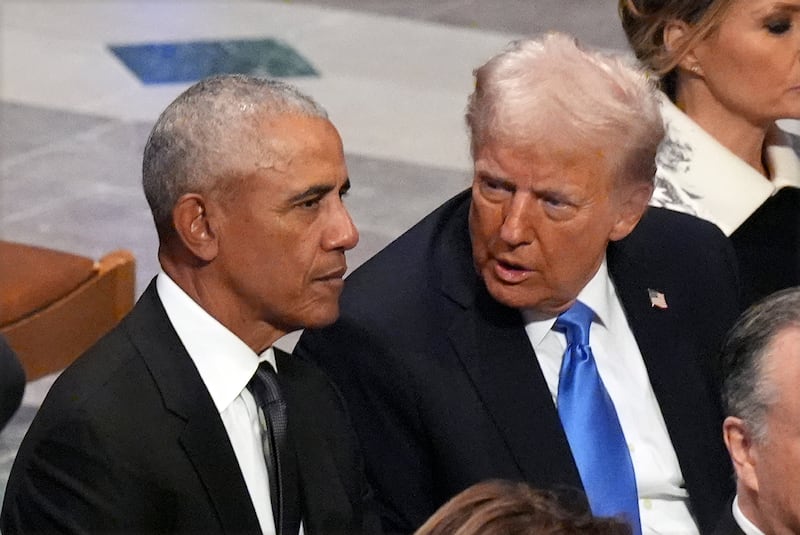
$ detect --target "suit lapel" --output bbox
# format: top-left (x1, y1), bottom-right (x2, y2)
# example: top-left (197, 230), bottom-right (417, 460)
top-left (124, 281), bottom-right (261, 532)
top-left (445, 276), bottom-right (581, 489)
top-left (276, 350), bottom-right (355, 534)
top-left (607, 232), bottom-right (720, 491)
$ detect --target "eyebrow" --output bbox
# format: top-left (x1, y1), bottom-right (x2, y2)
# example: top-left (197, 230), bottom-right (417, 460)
top-left (755, 2), bottom-right (800, 15)
top-left (287, 178), bottom-right (351, 204)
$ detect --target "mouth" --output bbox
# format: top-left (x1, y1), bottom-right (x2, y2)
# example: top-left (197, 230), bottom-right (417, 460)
top-left (316, 266), bottom-right (347, 283)
top-left (491, 257), bottom-right (533, 284)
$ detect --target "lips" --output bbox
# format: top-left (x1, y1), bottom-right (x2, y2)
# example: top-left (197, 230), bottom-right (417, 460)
top-left (316, 266), bottom-right (347, 282)
top-left (492, 257), bottom-right (532, 284)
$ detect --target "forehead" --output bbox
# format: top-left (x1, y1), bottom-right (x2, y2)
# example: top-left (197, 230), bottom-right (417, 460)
top-left (722, 0), bottom-right (800, 20)
top-left (763, 326), bottom-right (800, 404)
top-left (254, 113), bottom-right (341, 155)
top-left (233, 114), bottom-right (346, 193)
top-left (474, 141), bottom-right (614, 187)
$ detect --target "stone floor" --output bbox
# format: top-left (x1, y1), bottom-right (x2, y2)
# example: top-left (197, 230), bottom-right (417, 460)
top-left (0, 0), bottom-right (652, 508)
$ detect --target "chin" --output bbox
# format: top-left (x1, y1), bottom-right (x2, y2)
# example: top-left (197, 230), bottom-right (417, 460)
top-left (484, 278), bottom-right (566, 316)
top-left (301, 306), bottom-right (341, 329)
top-left (485, 278), bottom-right (535, 310)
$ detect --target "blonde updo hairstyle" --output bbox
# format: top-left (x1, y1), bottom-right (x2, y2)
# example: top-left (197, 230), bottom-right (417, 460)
top-left (618, 0), bottom-right (734, 99)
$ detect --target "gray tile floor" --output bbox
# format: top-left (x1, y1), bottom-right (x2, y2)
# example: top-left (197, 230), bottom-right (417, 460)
top-left (0, 0), bottom-right (628, 507)
top-left (288, 0), bottom-right (629, 49)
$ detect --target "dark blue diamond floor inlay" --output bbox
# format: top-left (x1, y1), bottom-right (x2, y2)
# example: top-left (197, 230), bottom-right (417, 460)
top-left (109, 38), bottom-right (319, 85)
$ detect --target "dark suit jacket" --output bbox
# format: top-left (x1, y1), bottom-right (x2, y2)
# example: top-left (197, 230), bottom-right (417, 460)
top-left (295, 190), bottom-right (739, 535)
top-left (712, 500), bottom-right (746, 535)
top-left (730, 187), bottom-right (800, 307)
top-left (0, 334), bottom-right (25, 432)
top-left (1, 280), bottom-right (379, 534)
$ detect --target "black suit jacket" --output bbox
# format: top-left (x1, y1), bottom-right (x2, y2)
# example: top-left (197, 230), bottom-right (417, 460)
top-left (0, 334), bottom-right (25, 432)
top-left (1, 281), bottom-right (379, 534)
top-left (295, 190), bottom-right (739, 534)
top-left (712, 500), bottom-right (746, 535)
top-left (730, 187), bottom-right (800, 307)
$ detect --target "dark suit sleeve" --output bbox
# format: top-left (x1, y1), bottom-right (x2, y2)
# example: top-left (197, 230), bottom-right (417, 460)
top-left (0, 335), bottom-right (25, 431)
top-left (1, 412), bottom-right (171, 534)
top-left (295, 319), bottom-right (434, 535)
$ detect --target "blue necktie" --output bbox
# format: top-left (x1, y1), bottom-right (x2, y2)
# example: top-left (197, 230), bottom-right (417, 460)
top-left (554, 301), bottom-right (641, 534)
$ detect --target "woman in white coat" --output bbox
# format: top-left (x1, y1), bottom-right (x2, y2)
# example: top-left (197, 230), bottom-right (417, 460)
top-left (619, 0), bottom-right (800, 306)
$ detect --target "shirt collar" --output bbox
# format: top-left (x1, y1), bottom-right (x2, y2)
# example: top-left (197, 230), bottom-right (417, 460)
top-left (522, 256), bottom-right (613, 344)
top-left (659, 95), bottom-right (800, 236)
top-left (156, 271), bottom-right (276, 414)
top-left (733, 495), bottom-right (767, 535)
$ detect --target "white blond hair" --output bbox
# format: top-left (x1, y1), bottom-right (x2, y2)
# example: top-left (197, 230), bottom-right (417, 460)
top-left (466, 33), bottom-right (663, 186)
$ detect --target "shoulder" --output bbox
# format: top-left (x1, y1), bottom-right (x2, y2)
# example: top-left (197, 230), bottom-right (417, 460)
top-left (332, 189), bottom-right (474, 329)
top-left (344, 189), bottom-right (471, 290)
top-left (20, 286), bottom-right (182, 452)
top-left (611, 207), bottom-right (739, 305)
top-left (625, 206), bottom-right (730, 255)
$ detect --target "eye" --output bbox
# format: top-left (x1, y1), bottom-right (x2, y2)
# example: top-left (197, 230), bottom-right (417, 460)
top-left (299, 197), bottom-right (322, 209)
top-left (543, 195), bottom-right (566, 208)
top-left (477, 175), bottom-right (514, 202)
top-left (765, 18), bottom-right (791, 34)
top-left (540, 193), bottom-right (576, 221)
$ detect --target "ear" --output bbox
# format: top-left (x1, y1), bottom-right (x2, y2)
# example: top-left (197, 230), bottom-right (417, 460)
top-left (172, 193), bottom-right (220, 262)
top-left (663, 19), bottom-right (704, 75)
top-left (608, 181), bottom-right (653, 242)
top-left (723, 416), bottom-right (760, 493)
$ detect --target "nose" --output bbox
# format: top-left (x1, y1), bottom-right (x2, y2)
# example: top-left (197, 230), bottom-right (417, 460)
top-left (323, 200), bottom-right (359, 251)
top-left (498, 194), bottom-right (534, 247)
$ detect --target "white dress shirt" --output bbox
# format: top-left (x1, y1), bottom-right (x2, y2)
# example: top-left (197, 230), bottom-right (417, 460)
top-left (733, 495), bottom-right (767, 535)
top-left (522, 259), bottom-right (699, 534)
top-left (652, 94), bottom-right (800, 236)
top-left (156, 272), bottom-right (276, 535)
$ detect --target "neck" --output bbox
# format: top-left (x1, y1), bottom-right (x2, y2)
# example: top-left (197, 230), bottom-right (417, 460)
top-left (160, 256), bottom-right (286, 353)
top-left (675, 81), bottom-right (770, 178)
top-left (736, 489), bottom-right (766, 533)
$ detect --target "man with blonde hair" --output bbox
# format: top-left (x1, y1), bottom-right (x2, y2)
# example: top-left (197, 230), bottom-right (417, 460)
top-left (297, 34), bottom-right (739, 535)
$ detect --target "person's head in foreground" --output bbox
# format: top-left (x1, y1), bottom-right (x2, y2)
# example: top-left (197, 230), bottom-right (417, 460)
top-left (143, 74), bottom-right (359, 350)
top-left (465, 32), bottom-right (663, 318)
top-left (414, 480), bottom-right (633, 535)
top-left (720, 287), bottom-right (800, 535)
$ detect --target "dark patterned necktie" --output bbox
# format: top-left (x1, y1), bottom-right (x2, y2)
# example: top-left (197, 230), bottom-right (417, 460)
top-left (554, 300), bottom-right (641, 534)
top-left (247, 360), bottom-right (300, 535)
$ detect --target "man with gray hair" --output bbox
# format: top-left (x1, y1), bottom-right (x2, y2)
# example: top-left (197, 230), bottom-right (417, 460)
top-left (2, 75), bottom-right (378, 534)
top-left (715, 288), bottom-right (800, 535)
top-left (296, 33), bottom-right (739, 535)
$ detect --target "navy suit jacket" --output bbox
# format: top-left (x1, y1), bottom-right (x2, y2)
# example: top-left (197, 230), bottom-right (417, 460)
top-left (295, 190), bottom-right (739, 534)
top-left (2, 280), bottom-right (379, 534)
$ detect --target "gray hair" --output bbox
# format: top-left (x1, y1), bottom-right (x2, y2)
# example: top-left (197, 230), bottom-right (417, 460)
top-left (465, 32), bottom-right (664, 187)
top-left (142, 74), bottom-right (328, 230)
top-left (721, 288), bottom-right (800, 442)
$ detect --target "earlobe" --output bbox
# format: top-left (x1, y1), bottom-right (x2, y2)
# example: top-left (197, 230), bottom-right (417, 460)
top-left (723, 416), bottom-right (760, 493)
top-left (172, 193), bottom-right (219, 262)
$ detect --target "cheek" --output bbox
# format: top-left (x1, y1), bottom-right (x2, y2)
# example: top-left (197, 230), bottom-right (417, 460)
top-left (469, 203), bottom-right (498, 251)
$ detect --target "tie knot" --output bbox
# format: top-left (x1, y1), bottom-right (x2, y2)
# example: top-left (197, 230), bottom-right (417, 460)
top-left (554, 300), bottom-right (594, 346)
top-left (248, 360), bottom-right (282, 405)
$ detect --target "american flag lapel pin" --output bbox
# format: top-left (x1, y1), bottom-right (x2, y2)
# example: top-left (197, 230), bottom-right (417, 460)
top-left (648, 288), bottom-right (668, 309)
